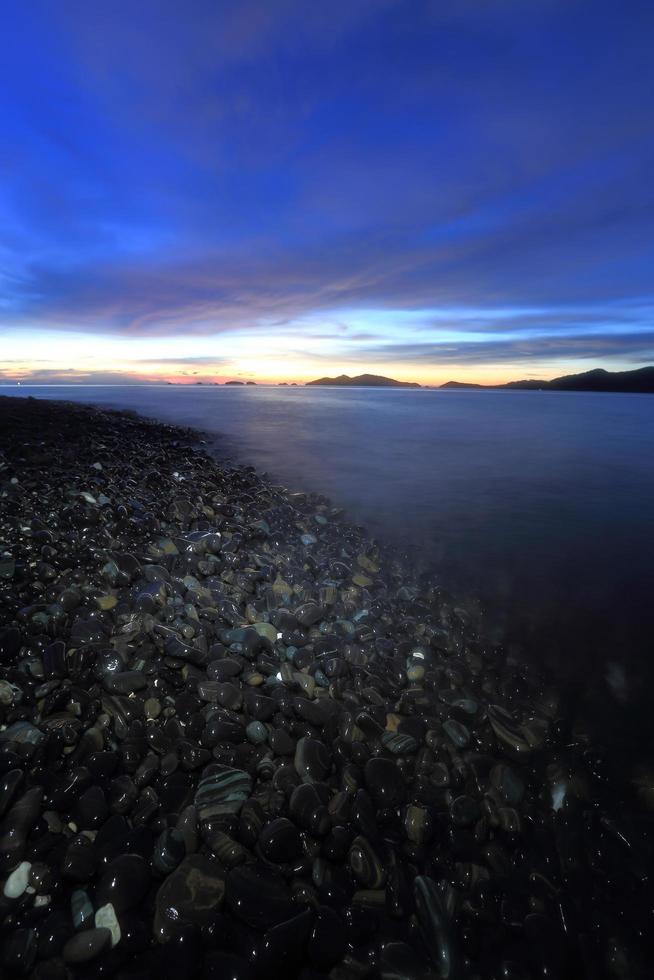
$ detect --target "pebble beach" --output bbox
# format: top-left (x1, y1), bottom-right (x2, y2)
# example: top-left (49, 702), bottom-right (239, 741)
top-left (0, 395), bottom-right (649, 980)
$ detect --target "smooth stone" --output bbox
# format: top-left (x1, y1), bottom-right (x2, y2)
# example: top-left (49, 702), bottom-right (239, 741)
top-left (198, 680), bottom-right (223, 702)
top-left (0, 769), bottom-right (24, 819)
top-left (154, 854), bottom-right (226, 941)
top-left (270, 728), bottom-right (296, 755)
top-left (364, 757), bottom-right (405, 808)
top-left (62, 927), bottom-right (112, 964)
top-left (71, 889), bottom-right (94, 930)
top-left (95, 902), bottom-right (121, 947)
top-left (207, 659), bottom-right (243, 681)
top-left (322, 825), bottom-right (353, 862)
top-left (76, 785), bottom-right (108, 829)
top-left (253, 622), bottom-right (278, 644)
top-left (450, 795), bottom-right (480, 828)
top-left (243, 690), bottom-right (276, 721)
top-left (37, 909), bottom-right (73, 959)
top-left (293, 697), bottom-right (328, 727)
top-left (259, 909), bottom-right (313, 973)
top-left (204, 714), bottom-right (246, 744)
top-left (153, 828), bottom-right (186, 875)
top-left (308, 905), bottom-right (347, 970)
top-left (498, 806), bottom-right (522, 834)
top-left (202, 827), bottom-right (248, 866)
top-left (379, 941), bottom-right (435, 980)
top-left (195, 766), bottom-right (252, 824)
top-left (487, 705), bottom-right (532, 755)
top-left (95, 854), bottom-right (150, 913)
top-left (144, 698), bottom-right (162, 720)
top-left (294, 737), bottom-right (331, 784)
top-left (490, 763), bottom-right (526, 805)
top-left (204, 952), bottom-right (255, 980)
top-left (238, 798), bottom-right (266, 848)
top-left (348, 835), bottom-right (386, 888)
top-left (414, 876), bottom-right (459, 977)
top-left (381, 731), bottom-right (418, 755)
top-left (2, 927), bottom-right (38, 975)
top-left (0, 786), bottom-right (43, 870)
top-left (3, 859), bottom-right (31, 898)
top-left (259, 817), bottom-right (302, 863)
top-left (0, 720), bottom-right (45, 747)
top-left (443, 719), bottom-right (470, 748)
top-left (61, 834), bottom-right (96, 882)
top-left (246, 720), bottom-right (268, 744)
top-left (225, 861), bottom-right (296, 930)
top-left (28, 861), bottom-right (53, 894)
top-left (404, 805), bottom-right (432, 845)
top-left (351, 789), bottom-right (379, 841)
top-left (103, 671), bottom-right (147, 694)
top-left (295, 603), bottom-right (324, 627)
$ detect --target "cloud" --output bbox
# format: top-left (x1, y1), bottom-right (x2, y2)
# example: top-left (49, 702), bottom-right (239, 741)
top-left (132, 355), bottom-right (231, 366)
top-left (0, 0), bottom-right (653, 369)
top-left (0, 367), bottom-right (156, 385)
top-left (354, 331), bottom-right (654, 366)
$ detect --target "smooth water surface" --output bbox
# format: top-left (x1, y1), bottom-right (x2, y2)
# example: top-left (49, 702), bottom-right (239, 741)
top-left (3, 384), bottom-right (653, 700)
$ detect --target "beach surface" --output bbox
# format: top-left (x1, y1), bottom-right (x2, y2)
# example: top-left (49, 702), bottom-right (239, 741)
top-left (0, 396), bottom-right (649, 979)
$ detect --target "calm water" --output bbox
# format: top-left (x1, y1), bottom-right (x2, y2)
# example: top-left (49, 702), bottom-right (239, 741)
top-left (3, 384), bottom-right (653, 715)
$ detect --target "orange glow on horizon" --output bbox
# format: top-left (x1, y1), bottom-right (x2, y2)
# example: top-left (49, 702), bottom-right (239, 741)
top-left (0, 362), bottom-right (617, 387)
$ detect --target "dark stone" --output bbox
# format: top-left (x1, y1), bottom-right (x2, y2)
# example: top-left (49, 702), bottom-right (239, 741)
top-left (364, 758), bottom-right (405, 808)
top-left (308, 905), bottom-right (347, 970)
top-left (259, 817), bottom-right (302, 863)
top-left (225, 861), bottom-right (296, 930)
top-left (154, 854), bottom-right (225, 941)
top-left (96, 854), bottom-right (151, 913)
top-left (62, 928), bottom-right (112, 964)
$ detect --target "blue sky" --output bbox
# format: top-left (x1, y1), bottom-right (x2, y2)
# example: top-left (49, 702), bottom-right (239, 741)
top-left (1, 0), bottom-right (653, 383)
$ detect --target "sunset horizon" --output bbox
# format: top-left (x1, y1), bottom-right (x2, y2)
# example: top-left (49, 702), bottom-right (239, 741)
top-left (2, 359), bottom-right (654, 388)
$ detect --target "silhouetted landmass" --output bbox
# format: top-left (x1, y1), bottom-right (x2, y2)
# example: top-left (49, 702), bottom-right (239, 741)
top-left (306, 373), bottom-right (421, 388)
top-left (224, 380), bottom-right (244, 385)
top-left (245, 381), bottom-right (257, 385)
top-left (440, 380), bottom-right (484, 389)
top-left (440, 367), bottom-right (654, 393)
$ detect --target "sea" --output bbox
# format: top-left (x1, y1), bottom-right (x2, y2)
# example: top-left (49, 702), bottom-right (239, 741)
top-left (3, 383), bottom-right (653, 744)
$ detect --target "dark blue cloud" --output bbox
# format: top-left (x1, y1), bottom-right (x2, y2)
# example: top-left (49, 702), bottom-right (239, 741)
top-left (1, 0), bottom-right (653, 362)
top-left (354, 331), bottom-right (654, 366)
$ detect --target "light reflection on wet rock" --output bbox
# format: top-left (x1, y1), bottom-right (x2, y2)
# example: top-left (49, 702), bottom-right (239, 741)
top-left (0, 395), bottom-right (650, 979)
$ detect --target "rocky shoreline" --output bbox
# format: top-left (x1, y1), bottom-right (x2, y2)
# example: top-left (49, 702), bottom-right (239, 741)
top-left (0, 395), bottom-right (648, 979)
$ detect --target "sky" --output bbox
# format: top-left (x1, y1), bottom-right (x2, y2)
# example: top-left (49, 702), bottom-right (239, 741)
top-left (1, 0), bottom-right (653, 386)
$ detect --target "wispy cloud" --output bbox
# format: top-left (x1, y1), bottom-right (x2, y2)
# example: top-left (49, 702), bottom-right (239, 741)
top-left (0, 367), bottom-right (156, 385)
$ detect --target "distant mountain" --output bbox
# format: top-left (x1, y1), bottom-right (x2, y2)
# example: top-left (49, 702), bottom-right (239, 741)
top-left (440, 380), bottom-right (484, 389)
top-left (224, 380), bottom-right (244, 385)
top-left (440, 367), bottom-right (654, 393)
top-left (546, 367), bottom-right (654, 392)
top-left (306, 373), bottom-right (421, 388)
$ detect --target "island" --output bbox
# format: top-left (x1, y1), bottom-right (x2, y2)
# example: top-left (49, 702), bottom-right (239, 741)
top-left (440, 366), bottom-right (654, 394)
top-left (224, 380), bottom-right (245, 385)
top-left (440, 380), bottom-right (484, 390)
top-left (306, 373), bottom-right (421, 388)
